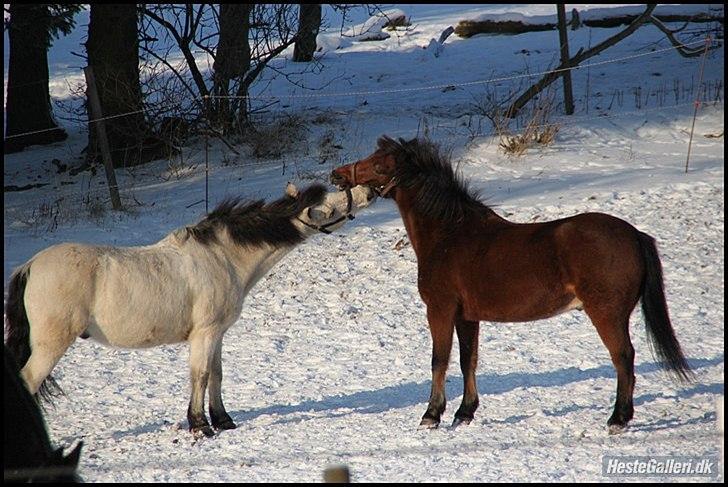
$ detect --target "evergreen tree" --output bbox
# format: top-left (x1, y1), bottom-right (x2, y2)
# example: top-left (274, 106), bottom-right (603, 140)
top-left (4, 4), bottom-right (81, 153)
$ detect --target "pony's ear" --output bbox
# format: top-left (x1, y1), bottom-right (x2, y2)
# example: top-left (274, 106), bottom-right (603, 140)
top-left (285, 182), bottom-right (299, 198)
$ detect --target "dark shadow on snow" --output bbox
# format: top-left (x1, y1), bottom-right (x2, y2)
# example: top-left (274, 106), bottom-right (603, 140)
top-left (110, 354), bottom-right (722, 438)
top-left (230, 354), bottom-right (723, 426)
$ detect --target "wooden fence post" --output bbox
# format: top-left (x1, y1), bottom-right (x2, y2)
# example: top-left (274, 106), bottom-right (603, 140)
top-left (84, 66), bottom-right (122, 211)
top-left (557, 4), bottom-right (575, 115)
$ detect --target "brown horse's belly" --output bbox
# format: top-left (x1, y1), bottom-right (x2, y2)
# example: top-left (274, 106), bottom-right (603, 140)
top-left (463, 292), bottom-right (581, 323)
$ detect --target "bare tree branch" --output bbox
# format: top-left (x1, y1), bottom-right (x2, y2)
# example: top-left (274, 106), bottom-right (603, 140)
top-left (142, 5), bottom-right (209, 97)
top-left (505, 4), bottom-right (657, 118)
top-left (649, 15), bottom-right (719, 58)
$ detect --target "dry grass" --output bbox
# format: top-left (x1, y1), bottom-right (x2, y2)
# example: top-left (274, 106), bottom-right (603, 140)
top-left (246, 115), bottom-right (308, 160)
top-left (493, 91), bottom-right (560, 156)
top-left (318, 129), bottom-right (343, 165)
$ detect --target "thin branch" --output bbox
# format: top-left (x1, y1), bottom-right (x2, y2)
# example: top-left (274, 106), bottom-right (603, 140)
top-left (649, 15), bottom-right (719, 58)
top-left (143, 6), bottom-right (209, 97)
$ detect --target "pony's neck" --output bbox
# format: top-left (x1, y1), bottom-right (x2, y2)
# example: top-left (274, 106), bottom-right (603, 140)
top-left (215, 236), bottom-right (298, 296)
top-left (226, 216), bottom-right (324, 294)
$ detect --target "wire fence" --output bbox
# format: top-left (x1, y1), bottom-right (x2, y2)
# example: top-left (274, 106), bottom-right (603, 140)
top-left (4, 96), bottom-right (724, 213)
top-left (202, 39), bottom-right (711, 101)
top-left (2, 31), bottom-right (724, 225)
top-left (2, 37), bottom-right (716, 142)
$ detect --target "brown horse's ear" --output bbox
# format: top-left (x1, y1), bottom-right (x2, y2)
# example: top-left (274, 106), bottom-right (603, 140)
top-left (286, 182), bottom-right (299, 198)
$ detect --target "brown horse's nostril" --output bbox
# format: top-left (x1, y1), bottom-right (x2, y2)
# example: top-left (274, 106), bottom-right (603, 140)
top-left (330, 170), bottom-right (349, 187)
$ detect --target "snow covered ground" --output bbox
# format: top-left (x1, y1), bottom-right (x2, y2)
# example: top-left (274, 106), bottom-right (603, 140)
top-left (3, 4), bottom-right (724, 482)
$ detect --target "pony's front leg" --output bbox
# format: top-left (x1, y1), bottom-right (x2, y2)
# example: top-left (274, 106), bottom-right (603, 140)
top-left (187, 331), bottom-right (217, 437)
top-left (208, 339), bottom-right (235, 430)
top-left (420, 306), bottom-right (455, 429)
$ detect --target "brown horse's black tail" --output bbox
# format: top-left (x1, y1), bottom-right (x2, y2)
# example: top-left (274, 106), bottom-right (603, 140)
top-left (637, 232), bottom-right (693, 383)
top-left (5, 262), bottom-right (63, 404)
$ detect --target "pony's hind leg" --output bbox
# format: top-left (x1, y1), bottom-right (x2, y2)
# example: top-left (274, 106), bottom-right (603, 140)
top-left (420, 305), bottom-right (456, 429)
top-left (453, 319), bottom-right (480, 428)
top-left (208, 339), bottom-right (235, 430)
top-left (21, 325), bottom-right (76, 399)
top-left (187, 330), bottom-right (218, 437)
top-left (585, 306), bottom-right (635, 434)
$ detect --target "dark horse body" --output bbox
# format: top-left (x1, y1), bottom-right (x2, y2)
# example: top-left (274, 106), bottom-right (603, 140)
top-left (331, 136), bottom-right (692, 433)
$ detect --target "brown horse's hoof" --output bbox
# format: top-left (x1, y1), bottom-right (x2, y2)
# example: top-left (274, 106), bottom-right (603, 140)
top-left (214, 420), bottom-right (237, 431)
top-left (452, 417), bottom-right (472, 428)
top-left (191, 425), bottom-right (215, 437)
top-left (608, 423), bottom-right (628, 435)
top-left (418, 418), bottom-right (440, 430)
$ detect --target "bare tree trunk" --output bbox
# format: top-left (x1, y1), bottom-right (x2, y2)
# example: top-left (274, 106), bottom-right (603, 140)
top-left (5, 4), bottom-right (67, 153)
top-left (557, 5), bottom-right (574, 115)
top-left (212, 4), bottom-right (253, 129)
top-left (293, 4), bottom-right (322, 62)
top-left (86, 4), bottom-right (160, 168)
top-left (506, 4), bottom-right (656, 118)
top-left (143, 4), bottom-right (299, 132)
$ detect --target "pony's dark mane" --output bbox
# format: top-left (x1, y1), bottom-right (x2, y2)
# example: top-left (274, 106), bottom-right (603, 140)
top-left (378, 136), bottom-right (492, 223)
top-left (188, 184), bottom-right (327, 247)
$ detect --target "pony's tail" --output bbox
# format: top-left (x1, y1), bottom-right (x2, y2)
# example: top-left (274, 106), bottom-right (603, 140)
top-left (5, 263), bottom-right (32, 368)
top-left (4, 262), bottom-right (64, 404)
top-left (637, 232), bottom-right (694, 383)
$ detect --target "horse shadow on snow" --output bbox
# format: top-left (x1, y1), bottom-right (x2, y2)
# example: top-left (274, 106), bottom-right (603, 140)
top-left (230, 355), bottom-right (723, 429)
top-left (112, 355), bottom-right (721, 438)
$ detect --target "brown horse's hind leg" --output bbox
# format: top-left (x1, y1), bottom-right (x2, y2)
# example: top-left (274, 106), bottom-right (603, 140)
top-left (420, 306), bottom-right (456, 429)
top-left (453, 319), bottom-right (480, 427)
top-left (585, 306), bottom-right (635, 433)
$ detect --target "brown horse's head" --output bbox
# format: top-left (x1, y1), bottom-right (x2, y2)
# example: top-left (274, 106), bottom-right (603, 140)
top-left (330, 136), bottom-right (401, 197)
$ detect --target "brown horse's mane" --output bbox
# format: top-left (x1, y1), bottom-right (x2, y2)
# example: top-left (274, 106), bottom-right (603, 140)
top-left (187, 184), bottom-right (327, 247)
top-left (377, 136), bottom-right (493, 224)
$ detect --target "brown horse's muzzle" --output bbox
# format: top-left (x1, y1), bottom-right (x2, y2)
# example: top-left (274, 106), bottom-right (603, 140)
top-left (330, 164), bottom-right (355, 189)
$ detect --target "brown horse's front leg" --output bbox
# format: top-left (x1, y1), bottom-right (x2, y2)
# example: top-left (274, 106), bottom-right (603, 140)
top-left (453, 319), bottom-right (480, 427)
top-left (420, 306), bottom-right (455, 429)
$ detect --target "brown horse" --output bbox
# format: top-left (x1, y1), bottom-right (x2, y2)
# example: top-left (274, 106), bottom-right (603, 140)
top-left (331, 136), bottom-right (692, 433)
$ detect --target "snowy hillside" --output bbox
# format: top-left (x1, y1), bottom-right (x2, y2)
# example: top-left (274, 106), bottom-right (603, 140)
top-left (3, 4), bottom-right (725, 482)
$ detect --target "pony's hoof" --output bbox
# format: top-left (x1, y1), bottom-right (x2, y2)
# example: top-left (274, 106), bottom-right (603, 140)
top-left (608, 423), bottom-right (628, 435)
top-left (452, 417), bottom-right (472, 429)
top-left (191, 425), bottom-right (215, 437)
top-left (418, 418), bottom-right (440, 430)
top-left (214, 420), bottom-right (237, 431)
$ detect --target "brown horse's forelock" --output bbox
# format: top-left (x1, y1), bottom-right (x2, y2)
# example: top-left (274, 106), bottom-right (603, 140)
top-left (187, 184), bottom-right (327, 247)
top-left (377, 136), bottom-right (490, 223)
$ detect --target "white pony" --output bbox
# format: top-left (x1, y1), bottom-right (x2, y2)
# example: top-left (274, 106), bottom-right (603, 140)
top-left (5, 183), bottom-right (375, 436)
